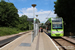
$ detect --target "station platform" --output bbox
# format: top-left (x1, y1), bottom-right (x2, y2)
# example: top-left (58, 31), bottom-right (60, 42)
top-left (0, 32), bottom-right (58, 50)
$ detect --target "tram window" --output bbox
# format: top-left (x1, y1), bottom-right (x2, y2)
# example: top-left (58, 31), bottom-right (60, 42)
top-left (48, 23), bottom-right (51, 30)
top-left (52, 24), bottom-right (62, 29)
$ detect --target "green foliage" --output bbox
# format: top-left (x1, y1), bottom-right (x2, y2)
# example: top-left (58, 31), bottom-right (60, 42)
top-left (40, 23), bottom-right (46, 29)
top-left (0, 27), bottom-right (22, 36)
top-left (54, 0), bottom-right (75, 25)
top-left (17, 15), bottom-right (33, 31)
top-left (0, 0), bottom-right (19, 27)
top-left (29, 22), bottom-right (33, 30)
top-left (1, 0), bottom-right (4, 1)
top-left (54, 0), bottom-right (75, 34)
top-left (0, 0), bottom-right (34, 36)
top-left (0, 0), bottom-right (33, 36)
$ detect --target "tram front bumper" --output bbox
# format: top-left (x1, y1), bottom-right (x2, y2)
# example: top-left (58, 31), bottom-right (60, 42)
top-left (51, 34), bottom-right (63, 37)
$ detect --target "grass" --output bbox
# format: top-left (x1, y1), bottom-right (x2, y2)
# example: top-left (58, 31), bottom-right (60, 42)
top-left (0, 27), bottom-right (28, 36)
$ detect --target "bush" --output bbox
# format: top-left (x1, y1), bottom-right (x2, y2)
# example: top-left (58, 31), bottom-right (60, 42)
top-left (0, 27), bottom-right (23, 36)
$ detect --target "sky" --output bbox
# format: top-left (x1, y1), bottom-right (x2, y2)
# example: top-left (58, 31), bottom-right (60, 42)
top-left (5, 0), bottom-right (57, 23)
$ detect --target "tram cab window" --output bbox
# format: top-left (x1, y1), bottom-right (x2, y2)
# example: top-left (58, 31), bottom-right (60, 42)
top-left (48, 23), bottom-right (51, 30)
top-left (52, 24), bottom-right (62, 29)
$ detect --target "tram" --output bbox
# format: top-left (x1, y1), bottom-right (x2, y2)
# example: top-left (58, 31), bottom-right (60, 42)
top-left (45, 18), bottom-right (64, 37)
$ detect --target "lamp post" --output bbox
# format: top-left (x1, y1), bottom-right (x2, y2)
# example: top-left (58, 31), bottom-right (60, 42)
top-left (31, 4), bottom-right (36, 42)
top-left (36, 15), bottom-right (38, 17)
top-left (32, 4), bottom-right (36, 34)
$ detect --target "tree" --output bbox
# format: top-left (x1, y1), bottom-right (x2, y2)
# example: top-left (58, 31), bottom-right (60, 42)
top-left (39, 23), bottom-right (45, 29)
top-left (0, 0), bottom-right (19, 27)
top-left (1, 0), bottom-right (4, 1)
top-left (17, 15), bottom-right (28, 30)
top-left (54, 0), bottom-right (75, 32)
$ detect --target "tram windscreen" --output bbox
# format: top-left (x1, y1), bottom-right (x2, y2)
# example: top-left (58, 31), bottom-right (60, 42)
top-left (52, 18), bottom-right (62, 29)
top-left (52, 24), bottom-right (62, 29)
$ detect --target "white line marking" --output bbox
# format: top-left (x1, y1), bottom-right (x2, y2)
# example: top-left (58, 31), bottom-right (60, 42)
top-left (44, 33), bottom-right (59, 50)
top-left (0, 32), bottom-right (30, 50)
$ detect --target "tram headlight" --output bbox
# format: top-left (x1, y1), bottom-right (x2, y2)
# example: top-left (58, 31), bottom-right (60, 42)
top-left (52, 31), bottom-right (56, 34)
top-left (52, 31), bottom-right (63, 34)
top-left (60, 31), bottom-right (63, 33)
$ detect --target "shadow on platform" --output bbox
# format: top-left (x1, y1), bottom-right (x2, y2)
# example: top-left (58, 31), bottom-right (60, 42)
top-left (19, 43), bottom-right (31, 47)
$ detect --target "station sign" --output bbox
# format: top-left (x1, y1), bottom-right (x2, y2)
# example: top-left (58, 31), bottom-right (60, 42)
top-left (34, 18), bottom-right (36, 21)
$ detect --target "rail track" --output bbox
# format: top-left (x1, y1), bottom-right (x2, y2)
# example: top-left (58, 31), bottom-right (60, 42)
top-left (52, 37), bottom-right (75, 50)
top-left (0, 31), bottom-right (31, 48)
top-left (43, 30), bottom-right (75, 50)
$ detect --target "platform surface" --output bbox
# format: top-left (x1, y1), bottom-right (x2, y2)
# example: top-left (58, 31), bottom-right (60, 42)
top-left (0, 32), bottom-right (58, 50)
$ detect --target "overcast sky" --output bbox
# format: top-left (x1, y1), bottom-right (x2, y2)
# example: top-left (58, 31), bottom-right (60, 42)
top-left (5, 0), bottom-right (57, 23)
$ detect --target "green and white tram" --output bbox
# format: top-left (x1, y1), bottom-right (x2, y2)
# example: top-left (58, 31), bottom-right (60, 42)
top-left (46, 18), bottom-right (64, 37)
